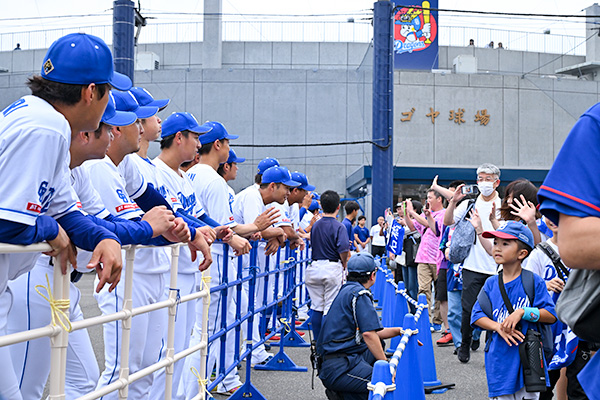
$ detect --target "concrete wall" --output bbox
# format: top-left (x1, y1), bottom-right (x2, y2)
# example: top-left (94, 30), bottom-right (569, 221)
top-left (0, 41), bottom-right (596, 195)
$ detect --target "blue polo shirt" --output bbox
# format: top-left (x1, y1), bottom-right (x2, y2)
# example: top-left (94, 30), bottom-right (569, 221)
top-left (311, 216), bottom-right (349, 261)
top-left (317, 281), bottom-right (382, 356)
top-left (342, 218), bottom-right (355, 250)
top-left (353, 225), bottom-right (370, 243)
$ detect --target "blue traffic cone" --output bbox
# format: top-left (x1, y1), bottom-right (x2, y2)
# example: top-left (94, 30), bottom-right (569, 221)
top-left (373, 265), bottom-right (385, 305)
top-left (368, 360), bottom-right (394, 400)
top-left (415, 294), bottom-right (442, 388)
top-left (393, 314), bottom-right (426, 400)
top-left (389, 282), bottom-right (409, 351)
top-left (381, 279), bottom-right (396, 327)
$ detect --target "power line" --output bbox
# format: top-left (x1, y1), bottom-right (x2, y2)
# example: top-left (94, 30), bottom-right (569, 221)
top-left (393, 5), bottom-right (596, 19)
top-left (0, 12), bottom-right (110, 22)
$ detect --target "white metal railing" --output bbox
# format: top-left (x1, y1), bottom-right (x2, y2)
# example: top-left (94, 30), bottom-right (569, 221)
top-left (0, 20), bottom-right (585, 55)
top-left (0, 242), bottom-right (209, 400)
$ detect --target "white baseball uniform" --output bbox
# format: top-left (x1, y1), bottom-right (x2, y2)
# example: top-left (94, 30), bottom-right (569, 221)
top-left (85, 155), bottom-right (169, 400)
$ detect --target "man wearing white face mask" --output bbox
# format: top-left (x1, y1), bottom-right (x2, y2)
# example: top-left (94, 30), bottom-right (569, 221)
top-left (443, 163), bottom-right (502, 364)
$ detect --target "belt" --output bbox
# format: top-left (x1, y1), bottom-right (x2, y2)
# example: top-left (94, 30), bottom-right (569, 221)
top-left (323, 352), bottom-right (348, 361)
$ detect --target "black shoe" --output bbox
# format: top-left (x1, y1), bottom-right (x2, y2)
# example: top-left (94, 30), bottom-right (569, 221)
top-left (457, 344), bottom-right (470, 363)
top-left (264, 343), bottom-right (271, 351)
top-left (325, 388), bottom-right (344, 400)
top-left (471, 338), bottom-right (480, 351)
top-left (453, 348), bottom-right (458, 355)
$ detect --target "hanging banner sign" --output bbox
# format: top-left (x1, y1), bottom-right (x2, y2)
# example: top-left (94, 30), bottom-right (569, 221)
top-left (393, 0), bottom-right (439, 70)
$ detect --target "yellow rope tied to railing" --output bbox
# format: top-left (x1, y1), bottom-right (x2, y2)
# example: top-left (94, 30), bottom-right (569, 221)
top-left (35, 273), bottom-right (72, 332)
top-left (279, 317), bottom-right (292, 334)
top-left (190, 367), bottom-right (212, 399)
top-left (280, 257), bottom-right (295, 268)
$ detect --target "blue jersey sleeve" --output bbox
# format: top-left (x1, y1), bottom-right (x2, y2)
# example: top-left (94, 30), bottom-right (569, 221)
top-left (135, 185), bottom-right (174, 213)
top-left (539, 105), bottom-right (600, 224)
top-left (88, 214), bottom-right (154, 245)
top-left (0, 216), bottom-right (59, 245)
top-left (198, 213), bottom-right (220, 228)
top-left (299, 207), bottom-right (307, 222)
top-left (57, 211), bottom-right (120, 251)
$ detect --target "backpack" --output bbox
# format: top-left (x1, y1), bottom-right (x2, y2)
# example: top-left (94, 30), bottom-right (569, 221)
top-left (477, 269), bottom-right (554, 362)
top-left (447, 199), bottom-right (476, 264)
top-left (403, 231), bottom-right (421, 268)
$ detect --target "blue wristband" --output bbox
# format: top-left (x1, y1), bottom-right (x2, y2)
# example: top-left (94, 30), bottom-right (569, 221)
top-left (522, 307), bottom-right (540, 323)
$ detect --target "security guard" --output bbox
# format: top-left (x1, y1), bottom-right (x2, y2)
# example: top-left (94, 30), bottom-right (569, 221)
top-left (316, 253), bottom-right (403, 400)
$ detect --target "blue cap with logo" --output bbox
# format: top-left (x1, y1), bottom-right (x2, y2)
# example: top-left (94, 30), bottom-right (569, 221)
top-left (347, 252), bottom-right (377, 275)
top-left (101, 91), bottom-right (137, 127)
top-left (222, 149), bottom-right (245, 164)
top-left (161, 112), bottom-right (212, 138)
top-left (112, 90), bottom-right (158, 119)
top-left (41, 33), bottom-right (131, 91)
top-left (261, 166), bottom-right (300, 187)
top-left (482, 220), bottom-right (534, 249)
top-left (312, 192), bottom-right (320, 201)
top-left (257, 157), bottom-right (280, 174)
top-left (129, 87), bottom-right (170, 110)
top-left (291, 172), bottom-right (315, 191)
top-left (308, 200), bottom-right (320, 212)
top-left (197, 121), bottom-right (239, 145)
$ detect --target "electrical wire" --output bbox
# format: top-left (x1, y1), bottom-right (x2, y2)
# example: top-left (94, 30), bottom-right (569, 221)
top-left (393, 5), bottom-right (599, 19)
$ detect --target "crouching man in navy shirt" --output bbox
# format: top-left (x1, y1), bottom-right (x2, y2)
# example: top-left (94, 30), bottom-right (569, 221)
top-left (316, 253), bottom-right (404, 400)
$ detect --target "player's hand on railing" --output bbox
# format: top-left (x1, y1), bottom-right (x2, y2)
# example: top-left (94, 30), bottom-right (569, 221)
top-left (249, 232), bottom-right (262, 241)
top-left (163, 217), bottom-right (191, 243)
top-left (142, 206), bottom-right (176, 238)
top-left (88, 238), bottom-right (122, 293)
top-left (264, 237), bottom-right (281, 256)
top-left (290, 237), bottom-right (305, 251)
top-left (198, 226), bottom-right (216, 245)
top-left (46, 225), bottom-right (77, 274)
top-left (253, 207), bottom-right (280, 231)
top-left (229, 234), bottom-right (251, 256)
top-left (187, 233), bottom-right (212, 270)
top-left (215, 226), bottom-right (233, 241)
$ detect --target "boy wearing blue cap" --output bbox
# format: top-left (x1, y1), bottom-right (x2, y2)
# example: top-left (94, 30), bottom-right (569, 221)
top-left (471, 221), bottom-right (557, 400)
top-left (317, 252), bottom-right (404, 400)
top-left (0, 33), bottom-right (128, 399)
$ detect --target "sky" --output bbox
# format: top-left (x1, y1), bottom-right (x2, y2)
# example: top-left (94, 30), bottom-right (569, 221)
top-left (0, 0), bottom-right (594, 39)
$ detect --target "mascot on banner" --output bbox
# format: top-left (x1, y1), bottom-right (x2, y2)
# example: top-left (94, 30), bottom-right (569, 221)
top-left (394, 0), bottom-right (438, 55)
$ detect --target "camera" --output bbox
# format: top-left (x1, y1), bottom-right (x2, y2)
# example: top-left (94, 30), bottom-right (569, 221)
top-left (461, 185), bottom-right (479, 195)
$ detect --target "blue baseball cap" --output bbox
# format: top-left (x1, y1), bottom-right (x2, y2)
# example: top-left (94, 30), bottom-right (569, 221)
top-left (347, 252), bottom-right (377, 274)
top-left (41, 33), bottom-right (131, 91)
top-left (308, 200), bottom-right (320, 212)
top-left (222, 149), bottom-right (245, 164)
top-left (291, 172), bottom-right (315, 191)
top-left (112, 90), bottom-right (158, 119)
top-left (482, 221), bottom-right (534, 249)
top-left (101, 92), bottom-right (137, 127)
top-left (161, 112), bottom-right (212, 138)
top-left (257, 157), bottom-right (280, 174)
top-left (197, 121), bottom-right (239, 145)
top-left (261, 166), bottom-right (300, 187)
top-left (312, 192), bottom-right (320, 201)
top-left (129, 87), bottom-right (170, 110)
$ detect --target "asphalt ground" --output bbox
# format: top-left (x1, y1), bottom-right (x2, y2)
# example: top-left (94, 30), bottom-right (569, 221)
top-left (47, 273), bottom-right (490, 399)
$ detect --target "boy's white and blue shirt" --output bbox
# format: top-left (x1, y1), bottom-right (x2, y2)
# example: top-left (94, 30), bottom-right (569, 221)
top-left (471, 272), bottom-right (556, 398)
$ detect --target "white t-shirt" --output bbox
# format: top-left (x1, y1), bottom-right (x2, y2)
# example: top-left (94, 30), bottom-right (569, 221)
top-left (153, 157), bottom-right (204, 273)
top-left (453, 194), bottom-right (502, 275)
top-left (0, 95), bottom-right (79, 225)
top-left (85, 156), bottom-right (170, 275)
top-left (524, 240), bottom-right (562, 283)
top-left (370, 224), bottom-right (386, 247)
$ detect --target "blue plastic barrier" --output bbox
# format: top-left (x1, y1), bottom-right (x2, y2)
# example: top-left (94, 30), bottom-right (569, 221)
top-left (389, 281), bottom-right (409, 352)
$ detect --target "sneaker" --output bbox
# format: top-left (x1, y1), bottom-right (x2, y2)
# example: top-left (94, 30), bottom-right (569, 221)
top-left (252, 354), bottom-right (274, 367)
top-left (295, 320), bottom-right (302, 326)
top-left (436, 330), bottom-right (453, 347)
top-left (271, 330), bottom-right (306, 341)
top-left (431, 323), bottom-right (442, 333)
top-left (216, 384), bottom-right (242, 396)
top-left (457, 344), bottom-right (470, 363)
top-left (471, 338), bottom-right (480, 351)
top-left (453, 348), bottom-right (458, 355)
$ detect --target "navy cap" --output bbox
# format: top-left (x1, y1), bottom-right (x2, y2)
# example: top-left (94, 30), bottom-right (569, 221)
top-left (482, 221), bottom-right (535, 249)
top-left (223, 149), bottom-right (245, 164)
top-left (347, 253), bottom-right (377, 274)
top-left (129, 87), bottom-right (170, 110)
top-left (112, 91), bottom-right (158, 119)
top-left (308, 200), bottom-right (320, 212)
top-left (197, 121), bottom-right (239, 145)
top-left (101, 92), bottom-right (137, 127)
top-left (161, 112), bottom-right (212, 138)
top-left (261, 166), bottom-right (300, 187)
top-left (41, 33), bottom-right (131, 91)
top-left (291, 172), bottom-right (315, 191)
top-left (257, 157), bottom-right (280, 174)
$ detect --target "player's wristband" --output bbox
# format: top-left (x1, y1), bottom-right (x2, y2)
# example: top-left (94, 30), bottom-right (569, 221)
top-left (522, 307), bottom-right (540, 323)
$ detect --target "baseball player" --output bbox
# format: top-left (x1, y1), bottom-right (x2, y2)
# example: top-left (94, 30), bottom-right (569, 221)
top-left (149, 114), bottom-right (236, 400)
top-left (0, 33), bottom-right (127, 400)
top-left (7, 96), bottom-right (178, 399)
